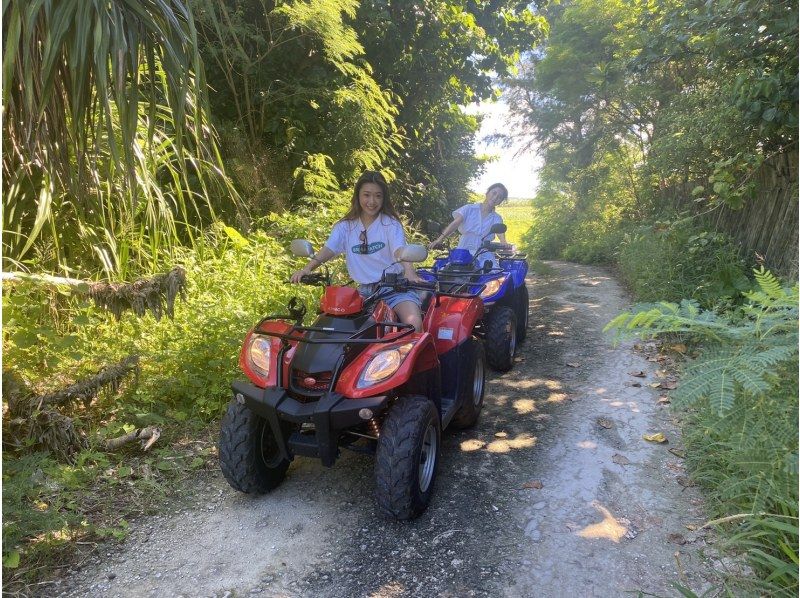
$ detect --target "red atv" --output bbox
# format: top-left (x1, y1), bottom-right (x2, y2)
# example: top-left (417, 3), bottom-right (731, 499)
top-left (219, 241), bottom-right (487, 520)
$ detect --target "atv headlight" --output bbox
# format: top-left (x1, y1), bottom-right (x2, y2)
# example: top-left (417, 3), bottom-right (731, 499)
top-left (248, 336), bottom-right (271, 377)
top-left (357, 343), bottom-right (415, 388)
top-left (480, 275), bottom-right (507, 298)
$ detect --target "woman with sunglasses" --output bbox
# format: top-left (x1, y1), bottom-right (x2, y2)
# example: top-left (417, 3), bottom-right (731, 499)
top-left (428, 183), bottom-right (512, 266)
top-left (291, 171), bottom-right (425, 332)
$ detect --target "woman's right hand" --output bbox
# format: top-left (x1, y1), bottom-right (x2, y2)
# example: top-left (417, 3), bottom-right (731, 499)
top-left (428, 239), bottom-right (442, 250)
top-left (290, 268), bottom-right (311, 283)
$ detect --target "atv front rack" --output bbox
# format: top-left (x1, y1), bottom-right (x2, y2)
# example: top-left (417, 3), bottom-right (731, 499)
top-left (254, 320), bottom-right (416, 345)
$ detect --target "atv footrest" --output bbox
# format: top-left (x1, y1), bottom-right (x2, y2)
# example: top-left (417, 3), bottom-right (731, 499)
top-left (288, 432), bottom-right (320, 458)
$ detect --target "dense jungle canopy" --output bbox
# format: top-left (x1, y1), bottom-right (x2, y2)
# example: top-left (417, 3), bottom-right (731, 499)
top-left (2, 0), bottom-right (546, 279)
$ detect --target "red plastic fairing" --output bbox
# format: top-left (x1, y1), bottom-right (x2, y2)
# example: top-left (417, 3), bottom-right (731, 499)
top-left (335, 332), bottom-right (438, 399)
top-left (372, 300), bottom-right (394, 323)
top-left (423, 296), bottom-right (484, 354)
top-left (321, 286), bottom-right (364, 316)
top-left (372, 300), bottom-right (397, 338)
top-left (239, 320), bottom-right (295, 388)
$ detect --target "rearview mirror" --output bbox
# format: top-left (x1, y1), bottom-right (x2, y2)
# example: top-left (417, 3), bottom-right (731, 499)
top-left (396, 244), bottom-right (428, 263)
top-left (290, 239), bottom-right (315, 257)
top-left (490, 223), bottom-right (507, 234)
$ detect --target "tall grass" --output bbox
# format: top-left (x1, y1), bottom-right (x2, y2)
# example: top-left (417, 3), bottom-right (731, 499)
top-left (2, 0), bottom-right (239, 278)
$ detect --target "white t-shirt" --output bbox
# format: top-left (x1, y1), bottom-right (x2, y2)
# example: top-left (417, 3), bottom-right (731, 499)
top-left (324, 216), bottom-right (407, 284)
top-left (454, 203), bottom-right (503, 255)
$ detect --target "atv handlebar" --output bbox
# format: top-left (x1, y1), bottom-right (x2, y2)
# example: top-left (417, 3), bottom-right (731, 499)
top-left (298, 271), bottom-right (330, 285)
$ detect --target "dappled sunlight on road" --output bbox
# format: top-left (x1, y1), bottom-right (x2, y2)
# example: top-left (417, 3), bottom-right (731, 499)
top-left (609, 400), bottom-right (640, 413)
top-left (577, 502), bottom-right (628, 543)
top-left (459, 433), bottom-right (538, 454)
top-left (513, 398), bottom-right (536, 414)
top-left (546, 392), bottom-right (569, 403)
top-left (487, 433), bottom-right (537, 453)
top-left (368, 581), bottom-right (406, 597)
top-left (577, 440), bottom-right (597, 449)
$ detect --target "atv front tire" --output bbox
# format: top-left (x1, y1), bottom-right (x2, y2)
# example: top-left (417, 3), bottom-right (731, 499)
top-left (375, 396), bottom-right (441, 520)
top-left (485, 306), bottom-right (517, 371)
top-left (516, 284), bottom-right (530, 342)
top-left (219, 399), bottom-right (290, 494)
top-left (450, 339), bottom-right (486, 429)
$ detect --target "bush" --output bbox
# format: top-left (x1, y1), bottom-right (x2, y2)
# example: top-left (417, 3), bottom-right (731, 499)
top-left (616, 215), bottom-right (751, 307)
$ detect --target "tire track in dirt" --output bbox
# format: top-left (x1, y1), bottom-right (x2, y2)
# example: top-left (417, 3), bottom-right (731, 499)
top-left (56, 262), bottom-right (720, 598)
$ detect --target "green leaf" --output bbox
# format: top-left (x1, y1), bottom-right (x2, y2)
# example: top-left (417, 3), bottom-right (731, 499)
top-left (3, 550), bottom-right (20, 569)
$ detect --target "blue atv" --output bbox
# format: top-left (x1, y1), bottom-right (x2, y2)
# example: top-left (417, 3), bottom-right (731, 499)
top-left (419, 224), bottom-right (529, 371)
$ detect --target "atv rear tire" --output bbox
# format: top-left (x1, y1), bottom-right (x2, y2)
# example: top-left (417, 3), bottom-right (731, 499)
top-left (516, 284), bottom-right (530, 342)
top-left (451, 339), bottom-right (486, 429)
top-left (219, 399), bottom-right (290, 494)
top-left (485, 306), bottom-right (517, 372)
top-left (375, 396), bottom-right (441, 520)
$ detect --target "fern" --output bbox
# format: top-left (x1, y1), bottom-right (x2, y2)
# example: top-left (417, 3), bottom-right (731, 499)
top-left (606, 268), bottom-right (798, 415)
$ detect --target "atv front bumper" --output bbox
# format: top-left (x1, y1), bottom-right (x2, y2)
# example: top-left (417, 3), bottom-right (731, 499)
top-left (231, 381), bottom-right (388, 467)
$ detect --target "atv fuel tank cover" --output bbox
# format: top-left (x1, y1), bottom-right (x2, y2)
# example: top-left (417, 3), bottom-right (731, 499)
top-left (449, 248), bottom-right (472, 265)
top-left (321, 286), bottom-right (364, 316)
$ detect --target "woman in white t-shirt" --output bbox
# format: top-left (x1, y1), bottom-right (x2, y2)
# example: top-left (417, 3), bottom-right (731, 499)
top-left (428, 183), bottom-right (511, 264)
top-left (291, 171), bottom-right (424, 332)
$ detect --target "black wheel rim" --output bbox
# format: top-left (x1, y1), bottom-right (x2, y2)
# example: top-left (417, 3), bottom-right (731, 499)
top-left (259, 423), bottom-right (284, 468)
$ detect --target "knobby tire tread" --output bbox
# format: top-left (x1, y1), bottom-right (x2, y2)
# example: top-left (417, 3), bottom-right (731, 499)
top-left (485, 306), bottom-right (516, 372)
top-left (375, 396), bottom-right (439, 520)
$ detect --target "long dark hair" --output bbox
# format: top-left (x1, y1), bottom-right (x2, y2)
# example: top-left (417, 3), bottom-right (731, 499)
top-left (341, 170), bottom-right (402, 222)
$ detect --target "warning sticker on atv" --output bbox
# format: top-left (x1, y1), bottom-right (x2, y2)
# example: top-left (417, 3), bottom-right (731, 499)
top-left (437, 327), bottom-right (454, 340)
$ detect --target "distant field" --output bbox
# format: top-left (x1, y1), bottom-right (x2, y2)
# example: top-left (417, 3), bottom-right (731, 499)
top-left (497, 202), bottom-right (534, 247)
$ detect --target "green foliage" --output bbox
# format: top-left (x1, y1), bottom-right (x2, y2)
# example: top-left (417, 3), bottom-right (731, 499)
top-left (606, 270), bottom-right (798, 594)
top-left (2, 218), bottom-right (338, 575)
top-left (2, 0), bottom-right (238, 277)
top-left (616, 217), bottom-right (751, 307)
top-left (192, 0), bottom-right (401, 212)
top-left (353, 0), bottom-right (547, 221)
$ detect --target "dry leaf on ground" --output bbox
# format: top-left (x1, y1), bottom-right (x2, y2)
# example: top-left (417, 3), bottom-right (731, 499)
top-left (659, 380), bottom-right (678, 390)
top-left (658, 396), bottom-right (671, 404)
top-left (643, 432), bottom-right (667, 443)
top-left (522, 480), bottom-right (543, 490)
top-left (566, 362), bottom-right (580, 368)
top-left (628, 370), bottom-right (646, 377)
top-left (670, 344), bottom-right (687, 354)
top-left (668, 448), bottom-right (686, 459)
top-left (494, 431), bottom-right (508, 438)
top-left (677, 476), bottom-right (696, 488)
top-left (667, 533), bottom-right (687, 545)
top-left (612, 454), bottom-right (631, 466)
top-left (597, 417), bottom-right (614, 429)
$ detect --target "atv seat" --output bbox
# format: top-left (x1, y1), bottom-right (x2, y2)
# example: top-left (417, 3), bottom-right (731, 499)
top-left (418, 290), bottom-right (434, 313)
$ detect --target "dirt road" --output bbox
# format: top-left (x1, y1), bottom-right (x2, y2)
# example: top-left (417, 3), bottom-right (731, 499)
top-left (56, 262), bottom-right (720, 597)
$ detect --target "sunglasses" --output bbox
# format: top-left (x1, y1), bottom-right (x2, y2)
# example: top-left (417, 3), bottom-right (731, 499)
top-left (359, 229), bottom-right (368, 254)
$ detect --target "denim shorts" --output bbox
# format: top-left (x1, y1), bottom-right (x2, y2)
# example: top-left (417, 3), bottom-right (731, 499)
top-left (358, 284), bottom-right (422, 309)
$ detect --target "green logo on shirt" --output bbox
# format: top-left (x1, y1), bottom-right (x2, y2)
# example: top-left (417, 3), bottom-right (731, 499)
top-left (352, 241), bottom-right (385, 255)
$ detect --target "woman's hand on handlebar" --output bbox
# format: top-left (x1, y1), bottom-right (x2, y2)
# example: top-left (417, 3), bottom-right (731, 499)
top-left (406, 271), bottom-right (425, 284)
top-left (290, 268), bottom-right (311, 283)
